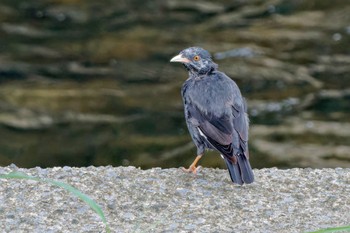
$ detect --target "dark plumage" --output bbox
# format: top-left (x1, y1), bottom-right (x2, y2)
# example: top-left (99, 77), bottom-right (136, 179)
top-left (170, 47), bottom-right (254, 185)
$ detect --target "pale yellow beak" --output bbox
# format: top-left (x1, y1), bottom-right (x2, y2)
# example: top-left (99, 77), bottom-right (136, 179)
top-left (170, 54), bottom-right (190, 63)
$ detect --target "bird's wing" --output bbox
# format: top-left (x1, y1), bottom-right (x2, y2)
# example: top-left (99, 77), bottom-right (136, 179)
top-left (232, 99), bottom-right (248, 141)
top-left (187, 102), bottom-right (235, 158)
top-left (232, 98), bottom-right (249, 153)
top-left (185, 75), bottom-right (249, 160)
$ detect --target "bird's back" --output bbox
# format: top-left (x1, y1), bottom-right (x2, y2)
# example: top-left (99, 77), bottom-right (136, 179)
top-left (182, 71), bottom-right (244, 117)
top-left (183, 70), bottom-right (250, 155)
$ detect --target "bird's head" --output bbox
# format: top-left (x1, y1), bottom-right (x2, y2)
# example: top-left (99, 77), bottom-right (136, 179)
top-left (170, 47), bottom-right (218, 75)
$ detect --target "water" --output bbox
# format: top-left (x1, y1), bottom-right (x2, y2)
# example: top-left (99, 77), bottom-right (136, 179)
top-left (0, 0), bottom-right (350, 168)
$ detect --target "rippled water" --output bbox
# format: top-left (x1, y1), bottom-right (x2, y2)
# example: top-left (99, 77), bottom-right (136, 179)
top-left (0, 0), bottom-right (349, 168)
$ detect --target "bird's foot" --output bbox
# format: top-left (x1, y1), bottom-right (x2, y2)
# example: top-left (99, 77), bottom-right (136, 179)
top-left (181, 165), bottom-right (202, 174)
top-left (181, 155), bottom-right (203, 174)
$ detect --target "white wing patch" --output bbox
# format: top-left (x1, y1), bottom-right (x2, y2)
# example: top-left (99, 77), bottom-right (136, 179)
top-left (197, 127), bottom-right (207, 139)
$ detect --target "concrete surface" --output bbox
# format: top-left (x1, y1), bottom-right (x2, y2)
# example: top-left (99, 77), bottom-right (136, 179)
top-left (0, 165), bottom-right (349, 232)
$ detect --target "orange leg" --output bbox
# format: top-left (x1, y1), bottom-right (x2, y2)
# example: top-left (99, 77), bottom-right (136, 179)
top-left (182, 154), bottom-right (203, 174)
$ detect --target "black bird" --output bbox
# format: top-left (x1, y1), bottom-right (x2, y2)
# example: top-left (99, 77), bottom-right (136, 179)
top-left (170, 47), bottom-right (254, 185)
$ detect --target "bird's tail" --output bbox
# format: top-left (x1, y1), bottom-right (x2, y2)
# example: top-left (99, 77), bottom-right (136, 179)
top-left (223, 153), bottom-right (254, 185)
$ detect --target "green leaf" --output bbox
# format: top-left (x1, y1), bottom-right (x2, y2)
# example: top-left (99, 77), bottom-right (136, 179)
top-left (0, 171), bottom-right (110, 233)
top-left (307, 225), bottom-right (350, 233)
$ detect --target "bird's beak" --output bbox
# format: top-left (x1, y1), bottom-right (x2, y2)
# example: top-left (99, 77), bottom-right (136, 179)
top-left (170, 54), bottom-right (190, 63)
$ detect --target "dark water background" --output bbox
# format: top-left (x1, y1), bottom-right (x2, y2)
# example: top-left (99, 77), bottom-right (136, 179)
top-left (0, 0), bottom-right (350, 169)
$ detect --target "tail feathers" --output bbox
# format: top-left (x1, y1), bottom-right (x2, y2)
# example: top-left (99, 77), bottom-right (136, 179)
top-left (224, 158), bottom-right (243, 185)
top-left (224, 153), bottom-right (254, 185)
top-left (237, 153), bottom-right (254, 183)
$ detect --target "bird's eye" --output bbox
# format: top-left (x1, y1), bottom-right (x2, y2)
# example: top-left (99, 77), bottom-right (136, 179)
top-left (193, 55), bottom-right (200, 61)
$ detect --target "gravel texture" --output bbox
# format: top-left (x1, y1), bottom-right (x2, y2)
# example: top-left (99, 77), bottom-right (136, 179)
top-left (0, 165), bottom-right (349, 233)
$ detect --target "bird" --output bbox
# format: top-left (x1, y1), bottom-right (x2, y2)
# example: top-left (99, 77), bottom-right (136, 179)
top-left (170, 47), bottom-right (254, 185)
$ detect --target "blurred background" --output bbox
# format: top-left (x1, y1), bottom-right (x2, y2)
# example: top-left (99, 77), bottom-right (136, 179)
top-left (0, 0), bottom-right (349, 169)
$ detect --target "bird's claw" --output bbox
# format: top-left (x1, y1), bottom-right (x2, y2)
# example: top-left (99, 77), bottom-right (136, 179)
top-left (181, 165), bottom-right (202, 174)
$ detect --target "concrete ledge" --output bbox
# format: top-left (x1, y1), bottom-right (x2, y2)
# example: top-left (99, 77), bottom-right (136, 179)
top-left (0, 165), bottom-right (349, 232)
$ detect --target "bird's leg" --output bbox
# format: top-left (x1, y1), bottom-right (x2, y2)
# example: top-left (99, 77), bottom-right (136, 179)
top-left (182, 154), bottom-right (202, 174)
